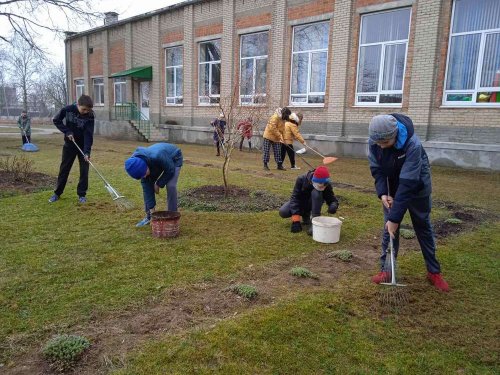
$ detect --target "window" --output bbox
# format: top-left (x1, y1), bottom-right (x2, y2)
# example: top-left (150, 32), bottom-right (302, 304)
top-left (165, 46), bottom-right (183, 105)
top-left (355, 8), bottom-right (411, 106)
top-left (444, 0), bottom-right (500, 106)
top-left (240, 32), bottom-right (268, 105)
top-left (199, 40), bottom-right (221, 105)
top-left (92, 78), bottom-right (104, 106)
top-left (290, 22), bottom-right (329, 106)
top-left (75, 79), bottom-right (84, 100)
top-left (114, 78), bottom-right (127, 105)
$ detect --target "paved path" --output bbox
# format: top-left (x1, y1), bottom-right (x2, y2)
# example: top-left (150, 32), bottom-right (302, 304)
top-left (0, 125), bottom-right (59, 137)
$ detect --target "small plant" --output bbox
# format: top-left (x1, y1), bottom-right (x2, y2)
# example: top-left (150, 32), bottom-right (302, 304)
top-left (42, 334), bottom-right (91, 371)
top-left (0, 155), bottom-right (33, 182)
top-left (290, 267), bottom-right (318, 279)
top-left (327, 250), bottom-right (353, 261)
top-left (232, 284), bottom-right (258, 299)
top-left (445, 217), bottom-right (463, 225)
top-left (400, 228), bottom-right (416, 239)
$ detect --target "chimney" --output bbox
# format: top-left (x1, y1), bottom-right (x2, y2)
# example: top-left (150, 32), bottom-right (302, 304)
top-left (104, 12), bottom-right (119, 25)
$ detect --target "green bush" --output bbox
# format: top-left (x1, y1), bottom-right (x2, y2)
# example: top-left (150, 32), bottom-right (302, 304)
top-left (42, 334), bottom-right (91, 371)
top-left (400, 228), bottom-right (416, 239)
top-left (232, 284), bottom-right (258, 299)
top-left (290, 267), bottom-right (318, 279)
top-left (327, 250), bottom-right (353, 261)
top-left (445, 217), bottom-right (463, 225)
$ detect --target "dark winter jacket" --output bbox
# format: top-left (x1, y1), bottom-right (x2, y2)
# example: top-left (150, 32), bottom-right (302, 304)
top-left (211, 118), bottom-right (226, 142)
top-left (52, 104), bottom-right (95, 156)
top-left (132, 143), bottom-right (183, 211)
top-left (17, 115), bottom-right (31, 136)
top-left (368, 113), bottom-right (432, 224)
top-left (289, 170), bottom-right (339, 215)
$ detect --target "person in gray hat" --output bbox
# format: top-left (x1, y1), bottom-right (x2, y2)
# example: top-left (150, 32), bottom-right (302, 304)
top-left (368, 113), bottom-right (449, 292)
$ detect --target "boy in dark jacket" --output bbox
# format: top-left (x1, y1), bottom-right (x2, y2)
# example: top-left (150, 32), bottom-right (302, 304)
top-left (368, 114), bottom-right (449, 292)
top-left (211, 113), bottom-right (226, 156)
top-left (124, 143), bottom-right (183, 227)
top-left (49, 95), bottom-right (95, 204)
top-left (279, 166), bottom-right (339, 235)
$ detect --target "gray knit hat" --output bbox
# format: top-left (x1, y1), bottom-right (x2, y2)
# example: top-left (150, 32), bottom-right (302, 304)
top-left (369, 115), bottom-right (398, 142)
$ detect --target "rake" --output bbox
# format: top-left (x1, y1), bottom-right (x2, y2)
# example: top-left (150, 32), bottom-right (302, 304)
top-left (302, 143), bottom-right (338, 165)
top-left (379, 237), bottom-right (409, 307)
top-left (71, 140), bottom-right (133, 210)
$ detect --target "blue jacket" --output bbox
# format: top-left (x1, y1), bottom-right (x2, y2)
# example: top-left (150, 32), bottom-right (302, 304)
top-left (368, 113), bottom-right (432, 224)
top-left (53, 104), bottom-right (95, 156)
top-left (132, 143), bottom-right (183, 211)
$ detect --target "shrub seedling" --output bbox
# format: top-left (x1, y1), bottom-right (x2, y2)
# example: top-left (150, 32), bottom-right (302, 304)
top-left (42, 334), bottom-right (91, 371)
top-left (290, 267), bottom-right (318, 279)
top-left (232, 284), bottom-right (258, 299)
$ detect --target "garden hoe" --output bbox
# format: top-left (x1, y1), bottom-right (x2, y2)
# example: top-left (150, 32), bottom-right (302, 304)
top-left (71, 140), bottom-right (134, 210)
top-left (21, 130), bottom-right (39, 152)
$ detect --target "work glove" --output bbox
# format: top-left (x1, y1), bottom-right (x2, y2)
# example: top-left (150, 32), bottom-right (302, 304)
top-left (291, 214), bottom-right (302, 233)
top-left (328, 202), bottom-right (338, 214)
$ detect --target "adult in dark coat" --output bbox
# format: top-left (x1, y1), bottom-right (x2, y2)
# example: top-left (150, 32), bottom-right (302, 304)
top-left (368, 113), bottom-right (449, 292)
top-left (279, 166), bottom-right (339, 235)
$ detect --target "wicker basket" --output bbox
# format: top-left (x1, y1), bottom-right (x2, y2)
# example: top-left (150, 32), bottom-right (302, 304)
top-left (151, 211), bottom-right (181, 238)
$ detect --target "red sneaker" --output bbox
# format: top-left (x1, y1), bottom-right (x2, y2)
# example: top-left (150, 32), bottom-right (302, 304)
top-left (371, 271), bottom-right (391, 284)
top-left (427, 272), bottom-right (450, 292)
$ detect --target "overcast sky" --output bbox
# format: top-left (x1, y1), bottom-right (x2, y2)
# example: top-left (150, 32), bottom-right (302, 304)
top-left (0, 0), bottom-right (182, 64)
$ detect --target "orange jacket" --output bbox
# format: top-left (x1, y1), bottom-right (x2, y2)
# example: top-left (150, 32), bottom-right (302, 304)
top-left (283, 121), bottom-right (305, 145)
top-left (263, 113), bottom-right (285, 142)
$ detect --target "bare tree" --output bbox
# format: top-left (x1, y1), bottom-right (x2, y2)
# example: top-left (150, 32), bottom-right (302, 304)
top-left (0, 0), bottom-right (100, 53)
top-left (41, 62), bottom-right (67, 112)
top-left (6, 36), bottom-right (43, 112)
top-left (215, 83), bottom-right (269, 196)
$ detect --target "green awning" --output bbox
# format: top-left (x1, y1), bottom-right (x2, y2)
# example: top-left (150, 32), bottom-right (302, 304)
top-left (109, 66), bottom-right (152, 79)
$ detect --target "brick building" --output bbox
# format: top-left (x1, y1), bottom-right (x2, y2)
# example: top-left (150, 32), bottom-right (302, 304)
top-left (65, 0), bottom-right (500, 170)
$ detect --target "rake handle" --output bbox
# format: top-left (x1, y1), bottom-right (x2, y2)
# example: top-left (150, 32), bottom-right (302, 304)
top-left (71, 139), bottom-right (110, 186)
top-left (284, 143), bottom-right (314, 169)
top-left (303, 143), bottom-right (326, 158)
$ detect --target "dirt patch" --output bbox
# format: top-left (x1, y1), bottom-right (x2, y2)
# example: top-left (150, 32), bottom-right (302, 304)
top-left (179, 185), bottom-right (286, 212)
top-left (0, 170), bottom-right (55, 198)
top-left (3, 243), bottom-right (380, 375)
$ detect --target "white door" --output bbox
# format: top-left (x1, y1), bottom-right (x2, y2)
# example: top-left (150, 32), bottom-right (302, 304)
top-left (140, 81), bottom-right (150, 120)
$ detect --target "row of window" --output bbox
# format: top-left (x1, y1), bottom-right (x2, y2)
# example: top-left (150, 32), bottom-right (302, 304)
top-left (76, 0), bottom-right (500, 107)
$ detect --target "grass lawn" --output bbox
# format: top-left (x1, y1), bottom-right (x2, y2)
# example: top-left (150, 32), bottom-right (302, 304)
top-left (0, 134), bottom-right (498, 374)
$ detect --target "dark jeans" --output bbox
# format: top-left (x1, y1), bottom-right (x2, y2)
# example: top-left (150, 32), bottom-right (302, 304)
top-left (380, 195), bottom-right (441, 274)
top-left (21, 134), bottom-right (31, 144)
top-left (54, 141), bottom-right (89, 197)
top-left (239, 137), bottom-right (252, 150)
top-left (281, 143), bottom-right (296, 167)
top-left (279, 189), bottom-right (324, 219)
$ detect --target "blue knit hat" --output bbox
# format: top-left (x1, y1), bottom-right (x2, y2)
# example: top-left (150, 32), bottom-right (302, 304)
top-left (125, 156), bottom-right (147, 179)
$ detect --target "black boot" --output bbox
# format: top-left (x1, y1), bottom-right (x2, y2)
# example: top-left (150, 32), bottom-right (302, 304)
top-left (277, 163), bottom-right (286, 171)
top-left (263, 163), bottom-right (270, 171)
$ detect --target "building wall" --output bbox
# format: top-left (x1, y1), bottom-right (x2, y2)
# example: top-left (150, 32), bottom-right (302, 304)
top-left (66, 0), bottom-right (500, 168)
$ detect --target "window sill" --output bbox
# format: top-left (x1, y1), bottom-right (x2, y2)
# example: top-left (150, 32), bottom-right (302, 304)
top-left (353, 104), bottom-right (402, 108)
top-left (288, 104), bottom-right (325, 108)
top-left (440, 104), bottom-right (500, 108)
top-left (198, 103), bottom-right (220, 107)
top-left (93, 104), bottom-right (105, 107)
top-left (164, 104), bottom-right (184, 107)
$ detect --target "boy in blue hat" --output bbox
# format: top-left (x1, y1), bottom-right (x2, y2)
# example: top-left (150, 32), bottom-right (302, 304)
top-left (368, 114), bottom-right (449, 292)
top-left (125, 143), bottom-right (183, 227)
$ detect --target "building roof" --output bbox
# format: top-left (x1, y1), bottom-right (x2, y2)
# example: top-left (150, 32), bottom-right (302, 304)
top-left (65, 0), bottom-right (206, 40)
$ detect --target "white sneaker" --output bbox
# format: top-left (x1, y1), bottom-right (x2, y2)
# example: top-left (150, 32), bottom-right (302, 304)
top-left (291, 166), bottom-right (301, 170)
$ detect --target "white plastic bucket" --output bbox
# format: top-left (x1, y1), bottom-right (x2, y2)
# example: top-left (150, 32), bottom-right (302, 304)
top-left (311, 216), bottom-right (342, 243)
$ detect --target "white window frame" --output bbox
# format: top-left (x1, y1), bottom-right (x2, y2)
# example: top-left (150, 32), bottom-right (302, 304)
top-left (114, 78), bottom-right (127, 105)
top-left (239, 31), bottom-right (268, 106)
top-left (165, 45), bottom-right (183, 106)
top-left (92, 77), bottom-right (104, 106)
top-left (75, 79), bottom-right (84, 101)
top-left (289, 21), bottom-right (330, 107)
top-left (198, 39), bottom-right (221, 106)
top-left (442, 1), bottom-right (500, 107)
top-left (354, 8), bottom-right (412, 107)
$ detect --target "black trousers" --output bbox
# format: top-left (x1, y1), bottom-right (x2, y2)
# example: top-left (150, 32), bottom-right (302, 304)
top-left (21, 134), bottom-right (31, 144)
top-left (281, 143), bottom-right (296, 167)
top-left (54, 141), bottom-right (89, 197)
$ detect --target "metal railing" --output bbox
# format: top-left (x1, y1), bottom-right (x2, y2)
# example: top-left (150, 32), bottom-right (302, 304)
top-left (111, 102), bottom-right (152, 139)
